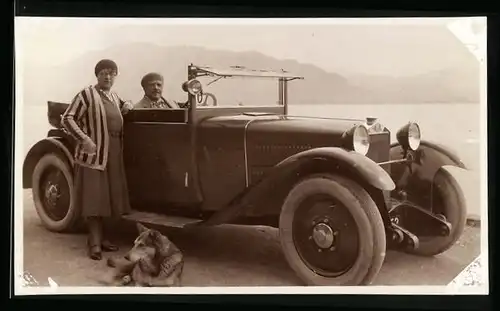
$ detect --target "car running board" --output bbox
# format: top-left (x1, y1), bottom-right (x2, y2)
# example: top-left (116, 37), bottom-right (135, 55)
top-left (122, 210), bottom-right (203, 229)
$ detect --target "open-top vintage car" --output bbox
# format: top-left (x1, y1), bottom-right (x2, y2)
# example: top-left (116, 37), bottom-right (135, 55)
top-left (23, 64), bottom-right (469, 286)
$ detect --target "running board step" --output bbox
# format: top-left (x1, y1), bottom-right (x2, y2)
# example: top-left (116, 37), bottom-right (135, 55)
top-left (122, 210), bottom-right (202, 229)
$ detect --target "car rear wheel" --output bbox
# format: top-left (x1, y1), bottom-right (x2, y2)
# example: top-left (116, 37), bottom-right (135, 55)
top-left (31, 153), bottom-right (81, 233)
top-left (405, 167), bottom-right (467, 256)
top-left (279, 174), bottom-right (386, 286)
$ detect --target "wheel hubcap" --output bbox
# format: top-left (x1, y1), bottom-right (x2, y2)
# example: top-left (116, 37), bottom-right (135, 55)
top-left (45, 183), bottom-right (60, 207)
top-left (39, 165), bottom-right (70, 221)
top-left (312, 222), bottom-right (336, 249)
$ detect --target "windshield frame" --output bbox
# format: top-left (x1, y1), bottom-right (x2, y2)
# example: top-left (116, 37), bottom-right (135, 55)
top-left (186, 64), bottom-right (303, 110)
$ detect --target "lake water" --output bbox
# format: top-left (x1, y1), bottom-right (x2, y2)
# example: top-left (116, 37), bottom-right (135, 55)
top-left (19, 103), bottom-right (484, 217)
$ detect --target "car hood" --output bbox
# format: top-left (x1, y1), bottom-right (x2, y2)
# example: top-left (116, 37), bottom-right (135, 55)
top-left (199, 113), bottom-right (366, 136)
top-left (198, 113), bottom-right (372, 169)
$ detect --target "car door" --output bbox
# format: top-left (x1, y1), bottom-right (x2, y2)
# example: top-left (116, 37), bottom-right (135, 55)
top-left (122, 108), bottom-right (195, 209)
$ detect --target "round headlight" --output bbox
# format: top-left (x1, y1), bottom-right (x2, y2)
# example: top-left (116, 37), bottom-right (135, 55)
top-left (182, 79), bottom-right (203, 95)
top-left (352, 125), bottom-right (370, 155)
top-left (408, 123), bottom-right (421, 150)
top-left (396, 122), bottom-right (421, 151)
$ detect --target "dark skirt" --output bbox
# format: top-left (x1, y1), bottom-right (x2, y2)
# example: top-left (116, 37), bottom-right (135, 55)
top-left (74, 134), bottom-right (132, 219)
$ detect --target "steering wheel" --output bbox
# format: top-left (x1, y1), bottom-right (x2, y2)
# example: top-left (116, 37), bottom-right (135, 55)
top-left (197, 92), bottom-right (218, 107)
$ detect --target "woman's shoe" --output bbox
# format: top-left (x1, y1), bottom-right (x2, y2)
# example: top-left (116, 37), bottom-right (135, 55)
top-left (87, 216), bottom-right (103, 260)
top-left (88, 244), bottom-right (102, 260)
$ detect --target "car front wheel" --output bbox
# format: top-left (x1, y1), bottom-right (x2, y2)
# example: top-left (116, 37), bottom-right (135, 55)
top-left (279, 174), bottom-right (386, 286)
top-left (31, 153), bottom-right (81, 233)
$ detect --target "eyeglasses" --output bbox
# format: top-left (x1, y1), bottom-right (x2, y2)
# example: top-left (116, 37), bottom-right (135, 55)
top-left (98, 70), bottom-right (117, 77)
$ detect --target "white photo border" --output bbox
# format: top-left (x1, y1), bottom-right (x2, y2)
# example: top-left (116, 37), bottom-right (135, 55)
top-left (13, 16), bottom-right (489, 296)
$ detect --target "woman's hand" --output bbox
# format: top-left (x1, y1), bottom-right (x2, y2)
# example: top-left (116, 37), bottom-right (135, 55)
top-left (121, 101), bottom-right (134, 115)
top-left (82, 137), bottom-right (97, 155)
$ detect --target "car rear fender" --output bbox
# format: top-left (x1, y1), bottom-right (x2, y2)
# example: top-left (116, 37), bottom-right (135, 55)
top-left (23, 137), bottom-right (74, 189)
top-left (201, 147), bottom-right (395, 226)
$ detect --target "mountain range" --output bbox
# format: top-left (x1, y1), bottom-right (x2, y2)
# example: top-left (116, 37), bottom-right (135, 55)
top-left (21, 26), bottom-right (479, 106)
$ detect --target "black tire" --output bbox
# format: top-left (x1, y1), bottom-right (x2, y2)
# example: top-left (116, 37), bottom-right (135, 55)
top-left (406, 167), bottom-right (467, 256)
top-left (31, 153), bottom-right (81, 233)
top-left (279, 174), bottom-right (386, 286)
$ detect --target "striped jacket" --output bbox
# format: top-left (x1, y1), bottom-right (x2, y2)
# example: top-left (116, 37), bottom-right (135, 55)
top-left (61, 85), bottom-right (128, 171)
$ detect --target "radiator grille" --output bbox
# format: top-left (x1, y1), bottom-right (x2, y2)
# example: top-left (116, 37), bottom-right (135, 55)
top-left (366, 132), bottom-right (391, 173)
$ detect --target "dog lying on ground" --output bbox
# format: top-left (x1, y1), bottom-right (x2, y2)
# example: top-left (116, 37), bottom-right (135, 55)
top-left (104, 223), bottom-right (184, 287)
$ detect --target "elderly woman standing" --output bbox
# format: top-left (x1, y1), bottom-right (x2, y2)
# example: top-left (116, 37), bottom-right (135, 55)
top-left (61, 59), bottom-right (134, 261)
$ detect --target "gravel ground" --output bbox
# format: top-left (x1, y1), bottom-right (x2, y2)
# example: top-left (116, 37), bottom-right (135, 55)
top-left (20, 190), bottom-right (481, 288)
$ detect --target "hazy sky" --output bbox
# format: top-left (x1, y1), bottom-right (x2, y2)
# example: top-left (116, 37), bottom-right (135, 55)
top-left (16, 17), bottom-right (486, 74)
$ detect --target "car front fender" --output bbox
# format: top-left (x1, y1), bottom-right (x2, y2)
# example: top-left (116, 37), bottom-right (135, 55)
top-left (390, 139), bottom-right (468, 187)
top-left (274, 147), bottom-right (396, 191)
top-left (23, 137), bottom-right (74, 189)
top-left (389, 139), bottom-right (469, 209)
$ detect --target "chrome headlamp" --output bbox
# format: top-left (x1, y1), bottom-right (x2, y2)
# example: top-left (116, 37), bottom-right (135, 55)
top-left (396, 122), bottom-right (421, 151)
top-left (343, 124), bottom-right (370, 156)
top-left (182, 79), bottom-right (203, 96)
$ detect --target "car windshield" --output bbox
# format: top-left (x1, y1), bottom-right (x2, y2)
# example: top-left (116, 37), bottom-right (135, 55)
top-left (193, 76), bottom-right (280, 107)
top-left (189, 66), bottom-right (303, 108)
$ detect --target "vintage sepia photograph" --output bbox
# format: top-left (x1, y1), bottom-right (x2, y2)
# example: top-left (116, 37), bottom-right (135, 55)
top-left (13, 16), bottom-right (488, 295)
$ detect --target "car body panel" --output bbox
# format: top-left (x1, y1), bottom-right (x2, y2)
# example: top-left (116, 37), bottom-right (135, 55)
top-left (244, 116), bottom-right (366, 184)
top-left (32, 100), bottom-right (396, 215)
top-left (194, 113), bottom-right (391, 211)
top-left (122, 109), bottom-right (197, 211)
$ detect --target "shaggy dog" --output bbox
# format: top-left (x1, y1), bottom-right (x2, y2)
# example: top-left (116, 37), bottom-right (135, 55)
top-left (104, 223), bottom-right (184, 287)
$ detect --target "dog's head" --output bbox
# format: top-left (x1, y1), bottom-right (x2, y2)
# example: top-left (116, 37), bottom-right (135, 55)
top-left (124, 223), bottom-right (173, 263)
